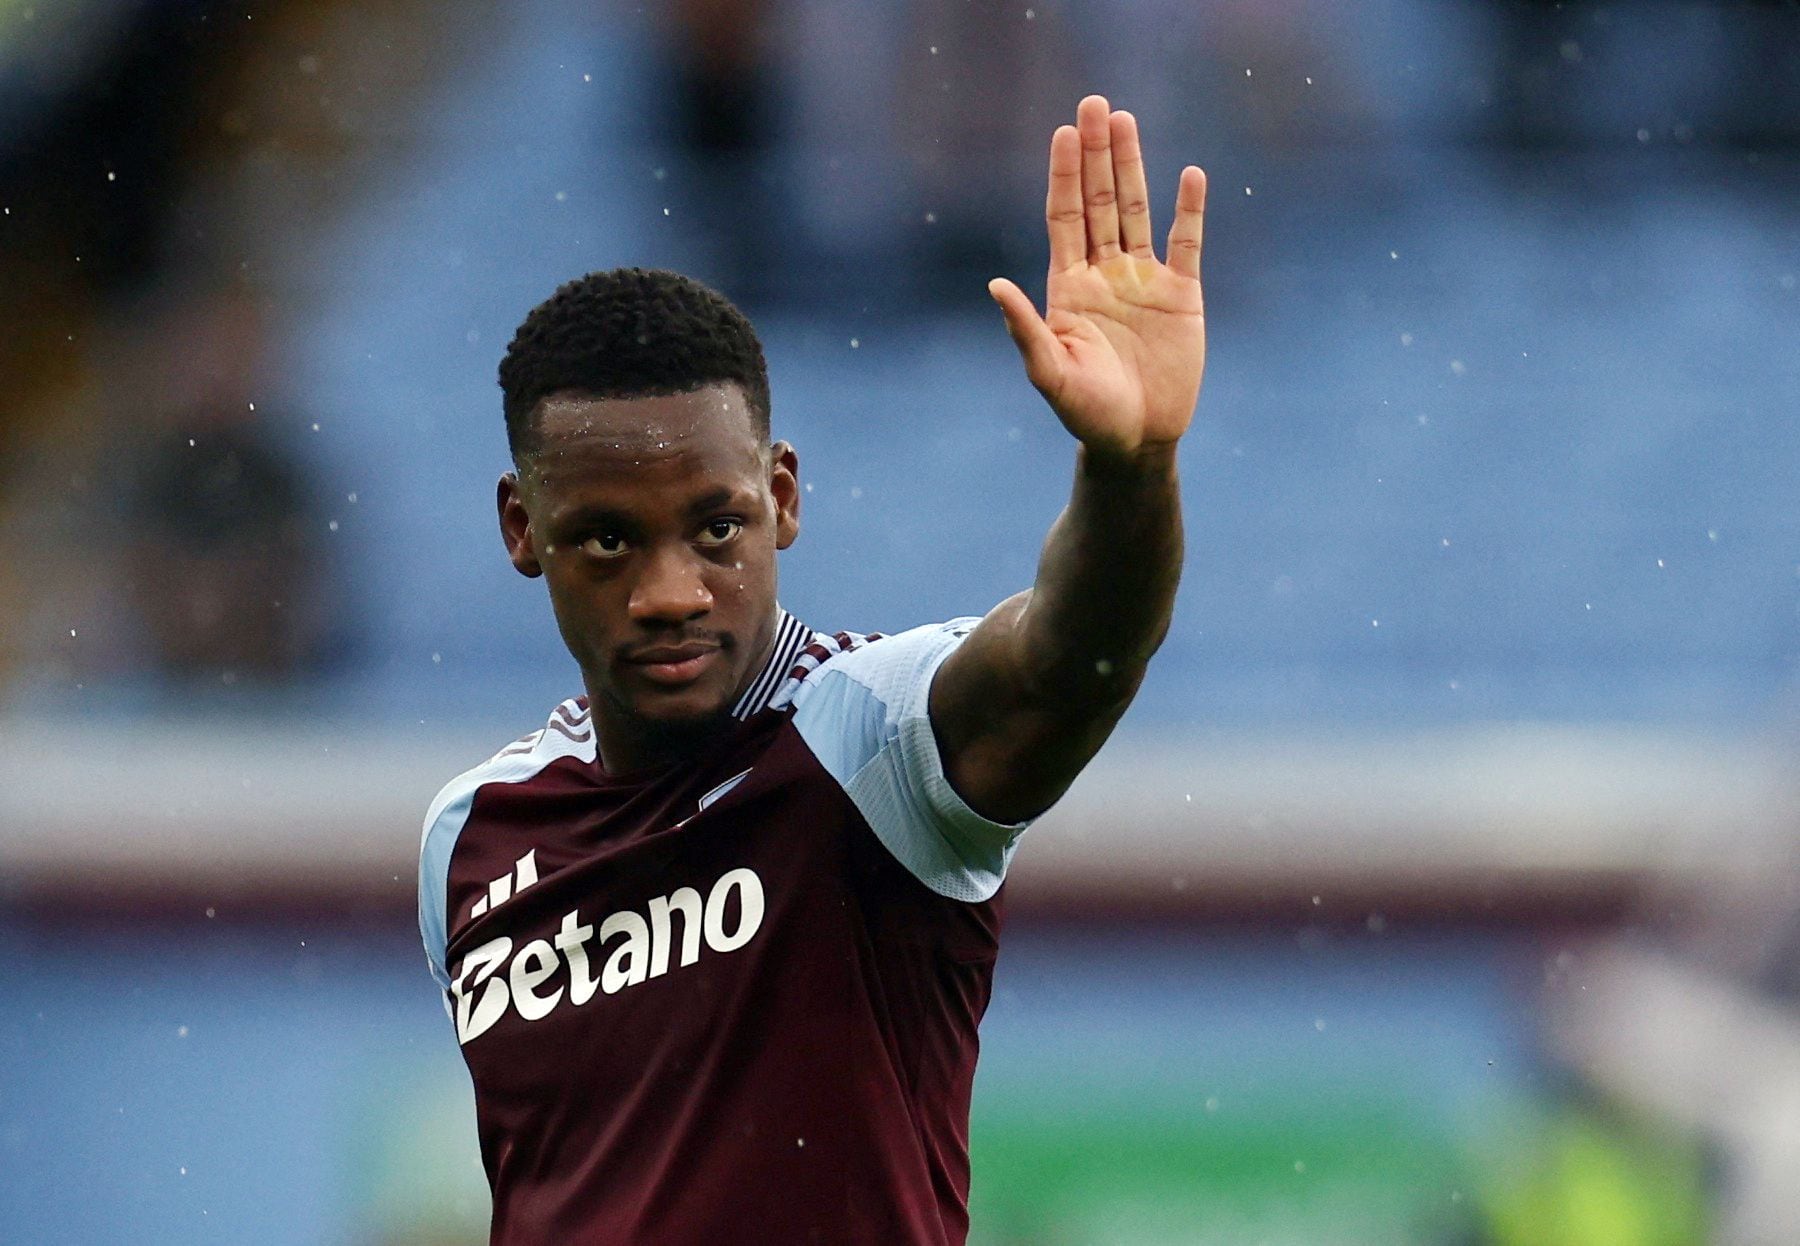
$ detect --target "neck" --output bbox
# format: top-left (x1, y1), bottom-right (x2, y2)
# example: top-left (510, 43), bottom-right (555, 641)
top-left (592, 710), bottom-right (735, 778)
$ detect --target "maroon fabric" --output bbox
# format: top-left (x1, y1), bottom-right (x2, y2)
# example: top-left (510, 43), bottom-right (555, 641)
top-left (441, 707), bottom-right (1003, 1244)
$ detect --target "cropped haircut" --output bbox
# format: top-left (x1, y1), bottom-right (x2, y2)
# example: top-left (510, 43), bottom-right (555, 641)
top-left (498, 268), bottom-right (771, 456)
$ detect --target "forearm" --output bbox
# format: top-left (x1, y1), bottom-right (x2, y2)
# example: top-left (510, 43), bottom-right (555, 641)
top-left (1014, 440), bottom-right (1183, 707)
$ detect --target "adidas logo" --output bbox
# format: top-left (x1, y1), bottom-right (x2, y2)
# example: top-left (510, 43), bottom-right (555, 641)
top-left (472, 850), bottom-right (539, 919)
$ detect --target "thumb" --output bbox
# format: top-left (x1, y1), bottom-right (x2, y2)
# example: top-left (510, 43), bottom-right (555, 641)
top-left (987, 278), bottom-right (1065, 397)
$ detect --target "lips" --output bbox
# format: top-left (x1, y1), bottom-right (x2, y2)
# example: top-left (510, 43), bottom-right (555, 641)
top-left (622, 643), bottom-right (721, 686)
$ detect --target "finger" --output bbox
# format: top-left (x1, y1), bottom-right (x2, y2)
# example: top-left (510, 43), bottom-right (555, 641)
top-left (1076, 95), bottom-right (1121, 262)
top-left (1109, 110), bottom-right (1153, 259)
top-left (1166, 165), bottom-right (1206, 281)
top-left (988, 278), bottom-right (1066, 396)
top-left (1045, 125), bottom-right (1083, 272)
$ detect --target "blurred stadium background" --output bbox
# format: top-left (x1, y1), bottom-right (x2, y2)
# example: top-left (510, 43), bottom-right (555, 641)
top-left (3, 1), bottom-right (1799, 1242)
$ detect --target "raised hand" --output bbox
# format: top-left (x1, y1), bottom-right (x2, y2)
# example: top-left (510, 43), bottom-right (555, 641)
top-left (988, 95), bottom-right (1207, 459)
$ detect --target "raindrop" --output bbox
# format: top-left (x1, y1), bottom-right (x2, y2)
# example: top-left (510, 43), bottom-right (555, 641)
top-left (663, 207), bottom-right (671, 216)
top-left (929, 46), bottom-right (938, 55)
top-left (1294, 1160), bottom-right (1306, 1174)
top-left (205, 907), bottom-right (216, 919)
top-left (1637, 128), bottom-right (1651, 144)
top-left (188, 438), bottom-right (196, 447)
top-left (1449, 359), bottom-right (1466, 376)
top-left (796, 1137), bottom-right (806, 1147)
top-left (1389, 250), bottom-right (1398, 260)
top-left (1094, 658), bottom-right (1114, 675)
top-left (924, 211), bottom-right (937, 224)
top-left (555, 191), bottom-right (567, 202)
top-left (347, 492), bottom-right (358, 503)
top-left (106, 171), bottom-right (115, 182)
top-left (1245, 68), bottom-right (1252, 77)
top-left (247, 402), bottom-right (255, 412)
top-left (1305, 77), bottom-right (1313, 85)
top-left (1656, 558), bottom-right (1665, 568)
top-left (849, 337), bottom-right (860, 348)
top-left (180, 1166), bottom-right (188, 1176)
top-left (431, 653), bottom-right (442, 664)
top-left (1244, 186), bottom-right (1253, 196)
top-left (582, 73), bottom-right (591, 82)
top-left (1311, 895), bottom-right (1321, 906)
top-left (653, 167), bottom-right (667, 181)
top-left (69, 629), bottom-right (77, 637)
top-left (1024, 7), bottom-right (1034, 17)
top-left (177, 1026), bottom-right (189, 1038)
top-left (311, 423), bottom-right (320, 432)
top-left (1313, 1018), bottom-right (1325, 1032)
top-left (1400, 333), bottom-right (1413, 346)
top-left (328, 520), bottom-right (339, 532)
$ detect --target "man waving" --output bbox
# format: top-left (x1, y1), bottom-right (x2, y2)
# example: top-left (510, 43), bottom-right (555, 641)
top-left (419, 96), bottom-right (1206, 1245)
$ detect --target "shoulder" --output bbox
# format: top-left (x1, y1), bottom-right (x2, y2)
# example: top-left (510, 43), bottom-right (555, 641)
top-left (775, 618), bottom-right (1026, 903)
top-left (420, 698), bottom-right (596, 845)
top-left (417, 698), bottom-right (595, 989)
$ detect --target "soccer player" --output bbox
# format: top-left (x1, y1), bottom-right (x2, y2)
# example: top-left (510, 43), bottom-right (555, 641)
top-left (418, 96), bottom-right (1206, 1244)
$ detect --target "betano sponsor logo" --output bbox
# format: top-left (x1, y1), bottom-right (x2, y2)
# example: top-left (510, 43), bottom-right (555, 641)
top-left (451, 867), bottom-right (766, 1045)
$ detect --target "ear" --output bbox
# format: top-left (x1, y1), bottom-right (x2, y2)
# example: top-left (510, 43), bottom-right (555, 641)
top-left (769, 441), bottom-right (801, 550)
top-left (497, 472), bottom-right (543, 578)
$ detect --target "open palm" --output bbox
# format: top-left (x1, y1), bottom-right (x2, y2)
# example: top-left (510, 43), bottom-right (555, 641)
top-left (989, 96), bottom-right (1207, 458)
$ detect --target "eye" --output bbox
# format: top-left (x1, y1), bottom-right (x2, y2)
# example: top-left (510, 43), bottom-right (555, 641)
top-left (579, 533), bottom-right (630, 558)
top-left (696, 518), bottom-right (742, 547)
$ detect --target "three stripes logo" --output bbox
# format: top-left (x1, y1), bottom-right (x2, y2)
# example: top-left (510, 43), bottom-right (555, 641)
top-left (471, 849), bottom-right (540, 919)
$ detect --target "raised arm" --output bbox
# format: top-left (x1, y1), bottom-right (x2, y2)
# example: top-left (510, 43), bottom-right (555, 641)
top-left (931, 95), bottom-right (1207, 826)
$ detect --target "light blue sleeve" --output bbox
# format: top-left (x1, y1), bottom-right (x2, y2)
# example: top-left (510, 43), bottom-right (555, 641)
top-left (788, 619), bottom-right (1032, 902)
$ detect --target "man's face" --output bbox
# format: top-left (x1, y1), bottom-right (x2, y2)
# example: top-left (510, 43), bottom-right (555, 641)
top-left (498, 384), bottom-right (799, 756)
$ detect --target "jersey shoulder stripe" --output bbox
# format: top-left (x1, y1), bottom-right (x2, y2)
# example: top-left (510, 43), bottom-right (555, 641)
top-left (417, 698), bottom-right (595, 991)
top-left (730, 608), bottom-right (813, 720)
top-left (767, 628), bottom-right (881, 712)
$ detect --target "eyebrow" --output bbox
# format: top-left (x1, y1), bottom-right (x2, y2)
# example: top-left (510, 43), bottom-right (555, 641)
top-left (551, 489), bottom-right (753, 533)
top-left (683, 487), bottom-right (750, 517)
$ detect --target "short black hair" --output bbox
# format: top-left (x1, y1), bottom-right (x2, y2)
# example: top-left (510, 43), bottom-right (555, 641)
top-left (498, 268), bottom-right (771, 457)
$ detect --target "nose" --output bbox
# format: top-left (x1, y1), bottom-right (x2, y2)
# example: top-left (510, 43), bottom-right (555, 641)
top-left (628, 542), bottom-right (714, 626)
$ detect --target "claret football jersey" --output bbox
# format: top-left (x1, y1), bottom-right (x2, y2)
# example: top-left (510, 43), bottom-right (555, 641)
top-left (418, 609), bottom-right (1031, 1245)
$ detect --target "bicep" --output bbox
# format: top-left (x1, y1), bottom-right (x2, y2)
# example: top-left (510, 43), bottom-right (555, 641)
top-left (930, 590), bottom-right (1136, 826)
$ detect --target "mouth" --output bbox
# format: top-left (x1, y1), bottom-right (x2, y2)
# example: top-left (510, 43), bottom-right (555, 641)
top-left (622, 643), bottom-right (722, 687)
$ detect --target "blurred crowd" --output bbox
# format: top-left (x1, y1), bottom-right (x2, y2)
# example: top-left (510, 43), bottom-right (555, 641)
top-left (4, 0), bottom-right (1798, 701)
